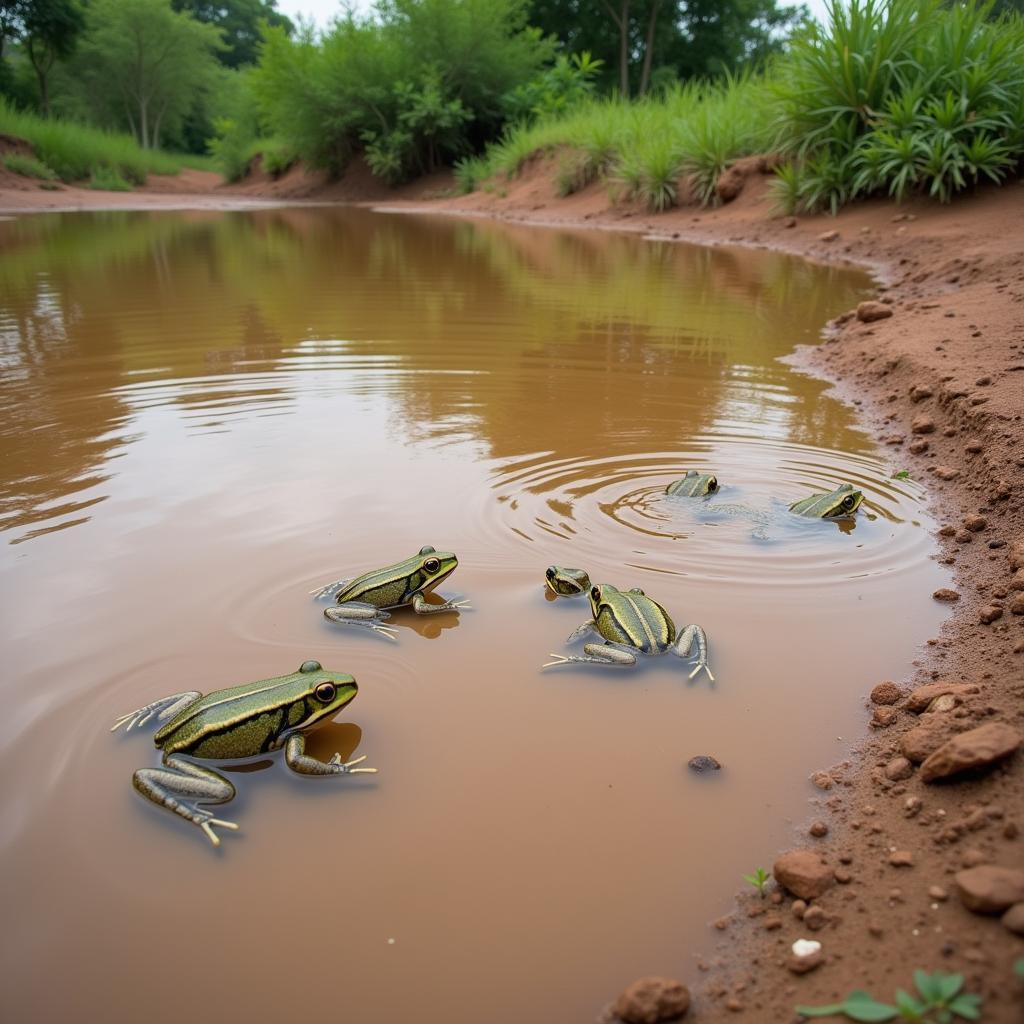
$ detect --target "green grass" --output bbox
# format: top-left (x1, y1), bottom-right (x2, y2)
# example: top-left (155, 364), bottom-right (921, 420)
top-left (88, 167), bottom-right (133, 192)
top-left (4, 153), bottom-right (58, 180)
top-left (0, 98), bottom-right (187, 184)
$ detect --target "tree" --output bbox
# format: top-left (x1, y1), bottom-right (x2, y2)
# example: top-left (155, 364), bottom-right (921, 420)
top-left (0, 0), bottom-right (85, 113)
top-left (75, 0), bottom-right (224, 148)
top-left (171, 0), bottom-right (293, 68)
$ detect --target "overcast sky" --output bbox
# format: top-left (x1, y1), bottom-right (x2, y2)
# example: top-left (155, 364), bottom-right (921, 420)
top-left (273, 0), bottom-right (833, 33)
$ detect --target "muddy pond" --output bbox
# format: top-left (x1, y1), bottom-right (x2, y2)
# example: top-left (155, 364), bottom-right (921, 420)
top-left (0, 207), bottom-right (949, 1022)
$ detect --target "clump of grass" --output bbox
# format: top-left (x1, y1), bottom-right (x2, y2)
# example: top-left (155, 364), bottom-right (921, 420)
top-left (89, 167), bottom-right (133, 192)
top-left (4, 153), bottom-right (58, 180)
top-left (798, 969), bottom-right (981, 1021)
top-left (260, 137), bottom-right (298, 177)
top-left (0, 97), bottom-right (183, 184)
top-left (742, 867), bottom-right (771, 898)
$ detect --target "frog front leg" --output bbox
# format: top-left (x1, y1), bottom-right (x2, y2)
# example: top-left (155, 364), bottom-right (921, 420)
top-left (324, 601), bottom-right (399, 640)
top-left (671, 624), bottom-right (714, 682)
top-left (284, 734), bottom-right (378, 776)
top-left (410, 592), bottom-right (471, 615)
top-left (132, 756), bottom-right (240, 847)
top-left (543, 622), bottom-right (637, 668)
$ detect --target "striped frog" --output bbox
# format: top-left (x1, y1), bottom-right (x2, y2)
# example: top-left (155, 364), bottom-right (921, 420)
top-left (788, 482), bottom-right (864, 519)
top-left (111, 660), bottom-right (376, 846)
top-left (312, 545), bottom-right (470, 640)
top-left (543, 583), bottom-right (714, 682)
top-left (544, 565), bottom-right (591, 597)
top-left (665, 470), bottom-right (719, 497)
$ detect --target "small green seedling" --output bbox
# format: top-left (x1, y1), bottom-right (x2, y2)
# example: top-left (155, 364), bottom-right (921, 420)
top-left (797, 970), bottom-right (981, 1022)
top-left (891, 469), bottom-right (911, 480)
top-left (741, 867), bottom-right (770, 897)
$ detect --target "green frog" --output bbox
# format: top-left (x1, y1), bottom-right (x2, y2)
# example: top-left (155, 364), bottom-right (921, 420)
top-left (665, 471), bottom-right (719, 497)
top-left (544, 565), bottom-right (591, 597)
top-left (788, 483), bottom-right (864, 518)
top-left (311, 545), bottom-right (469, 640)
top-left (543, 583), bottom-right (714, 682)
top-left (111, 660), bottom-right (376, 846)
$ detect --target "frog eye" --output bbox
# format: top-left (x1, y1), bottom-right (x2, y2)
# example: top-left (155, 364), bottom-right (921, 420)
top-left (842, 494), bottom-right (857, 510)
top-left (590, 586), bottom-right (601, 602)
top-left (314, 682), bottom-right (337, 703)
top-left (545, 567), bottom-right (557, 580)
top-left (707, 477), bottom-right (718, 492)
top-left (423, 557), bottom-right (441, 574)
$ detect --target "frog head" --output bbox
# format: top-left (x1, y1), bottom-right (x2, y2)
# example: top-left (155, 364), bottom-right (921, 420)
top-left (544, 565), bottom-right (591, 596)
top-left (412, 545), bottom-right (458, 595)
top-left (666, 471), bottom-right (719, 497)
top-left (789, 482), bottom-right (864, 518)
top-left (295, 659), bottom-right (359, 728)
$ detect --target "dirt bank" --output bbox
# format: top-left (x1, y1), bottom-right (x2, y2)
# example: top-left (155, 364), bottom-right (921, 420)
top-left (1, 156), bottom-right (1020, 1019)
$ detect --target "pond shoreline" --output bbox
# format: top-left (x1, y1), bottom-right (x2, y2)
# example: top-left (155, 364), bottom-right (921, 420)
top-left (3, 168), bottom-right (1021, 1019)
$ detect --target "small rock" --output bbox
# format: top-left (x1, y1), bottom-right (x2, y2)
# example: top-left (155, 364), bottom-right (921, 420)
top-left (788, 939), bottom-right (823, 975)
top-left (925, 693), bottom-right (960, 713)
top-left (920, 722), bottom-right (1022, 782)
top-left (774, 850), bottom-right (834, 900)
top-left (965, 439), bottom-right (984, 453)
top-left (889, 850), bottom-right (914, 868)
top-left (939, 525), bottom-right (957, 537)
top-left (1009, 540), bottom-right (1024, 570)
top-left (724, 997), bottom-right (744, 1013)
top-left (992, 480), bottom-right (1012, 501)
top-left (834, 867), bottom-right (852, 885)
top-left (906, 681), bottom-right (980, 713)
top-left (809, 821), bottom-right (829, 837)
top-left (818, 230), bottom-right (839, 242)
top-left (932, 588), bottom-right (960, 602)
top-left (955, 866), bottom-right (1024, 914)
top-left (783, 216), bottom-right (797, 228)
top-left (614, 977), bottom-right (691, 1024)
top-left (803, 905), bottom-right (827, 931)
top-left (934, 466), bottom-right (959, 481)
top-left (763, 915), bottom-right (782, 931)
top-left (963, 514), bottom-right (987, 532)
top-left (856, 300), bottom-right (893, 323)
top-left (810, 771), bottom-right (833, 790)
top-left (884, 757), bottom-right (913, 781)
top-left (929, 885), bottom-right (948, 901)
top-left (1008, 569), bottom-right (1024, 592)
top-left (1002, 903), bottom-right (1024, 935)
top-left (979, 605), bottom-right (1003, 624)
top-left (955, 529), bottom-right (973, 544)
top-left (871, 681), bottom-right (901, 705)
top-left (871, 706), bottom-right (898, 728)
top-left (911, 414), bottom-right (936, 434)
top-left (1009, 594), bottom-right (1024, 615)
top-left (901, 726), bottom-right (949, 764)
top-left (791, 899), bottom-right (807, 919)
top-left (909, 438), bottom-right (929, 454)
top-left (687, 755), bottom-right (721, 773)
top-left (910, 384), bottom-right (933, 402)
top-left (961, 848), bottom-right (988, 868)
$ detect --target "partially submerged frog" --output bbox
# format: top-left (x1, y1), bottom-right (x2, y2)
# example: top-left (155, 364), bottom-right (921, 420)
top-left (788, 482), bottom-right (864, 519)
top-left (543, 583), bottom-right (713, 681)
top-left (544, 565), bottom-right (591, 597)
top-left (111, 660), bottom-right (376, 846)
top-left (311, 545), bottom-right (469, 640)
top-left (665, 471), bottom-right (719, 497)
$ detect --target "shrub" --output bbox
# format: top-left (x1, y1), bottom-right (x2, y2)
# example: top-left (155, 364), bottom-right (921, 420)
top-left (4, 153), bottom-right (58, 180)
top-left (89, 166), bottom-right (133, 191)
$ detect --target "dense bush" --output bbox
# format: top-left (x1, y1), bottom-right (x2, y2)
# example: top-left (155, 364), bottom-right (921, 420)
top-left (770, 0), bottom-right (1024, 212)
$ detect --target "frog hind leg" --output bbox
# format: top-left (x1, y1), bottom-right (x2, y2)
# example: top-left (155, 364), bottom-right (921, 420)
top-left (671, 624), bottom-right (714, 683)
top-left (309, 578), bottom-right (352, 601)
top-left (324, 601), bottom-right (398, 640)
top-left (283, 733), bottom-right (378, 776)
top-left (410, 592), bottom-right (471, 615)
top-left (543, 640), bottom-right (637, 669)
top-left (111, 691), bottom-right (203, 733)
top-left (132, 756), bottom-right (239, 847)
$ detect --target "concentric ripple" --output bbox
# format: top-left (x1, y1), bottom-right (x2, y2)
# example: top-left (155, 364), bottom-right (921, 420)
top-left (489, 437), bottom-right (935, 584)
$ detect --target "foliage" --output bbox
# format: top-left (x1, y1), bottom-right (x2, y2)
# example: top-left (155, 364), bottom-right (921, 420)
top-left (741, 867), bottom-right (770, 896)
top-left (771, 0), bottom-right (1024, 212)
top-left (1, 0), bottom-right (85, 114)
top-left (171, 0), bottom-right (292, 68)
top-left (503, 50), bottom-right (602, 122)
top-left (69, 0), bottom-right (224, 150)
top-left (0, 95), bottom-right (185, 180)
top-left (88, 165), bottom-right (132, 190)
top-left (797, 970), bottom-right (982, 1022)
top-left (891, 469), bottom-right (910, 480)
top-left (3, 150), bottom-right (56, 178)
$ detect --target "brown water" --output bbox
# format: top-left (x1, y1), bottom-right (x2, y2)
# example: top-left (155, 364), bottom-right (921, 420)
top-left (0, 207), bottom-right (948, 1022)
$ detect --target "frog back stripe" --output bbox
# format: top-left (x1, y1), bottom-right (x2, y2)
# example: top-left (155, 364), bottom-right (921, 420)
top-left (621, 594), bottom-right (672, 654)
top-left (790, 493), bottom-right (832, 517)
top-left (188, 708), bottom-right (286, 759)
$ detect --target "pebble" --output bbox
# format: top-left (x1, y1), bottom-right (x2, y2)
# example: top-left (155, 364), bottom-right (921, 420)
top-left (856, 300), bottom-right (893, 322)
top-left (934, 465), bottom-right (960, 480)
top-left (791, 900), bottom-right (807, 919)
top-left (833, 868), bottom-right (852, 885)
top-left (1009, 569), bottom-right (1024, 591)
top-left (963, 514), bottom-right (987, 532)
top-left (964, 439), bottom-right (984, 453)
top-left (810, 771), bottom-right (834, 790)
top-left (910, 384), bottom-right (933, 402)
top-left (932, 588), bottom-right (960, 602)
top-left (978, 605), bottom-right (1002, 624)
top-left (901, 725), bottom-right (948, 764)
top-left (809, 821), bottom-right (829, 837)
top-left (871, 706), bottom-right (898, 728)
top-left (911, 414), bottom-right (936, 434)
top-left (909, 438), bottom-right (929, 454)
top-left (687, 755), bottom-right (721, 773)
top-left (905, 681), bottom-right (980, 712)
top-left (870, 681), bottom-right (901, 705)
top-left (803, 906), bottom-right (827, 931)
top-left (955, 865), bottom-right (1024, 914)
top-left (928, 885), bottom-right (948, 902)
top-left (884, 756), bottom-right (913, 781)
top-left (954, 529), bottom-right (972, 544)
top-left (763, 915), bottom-right (782, 931)
top-left (773, 850), bottom-right (834, 900)
top-left (614, 977), bottom-right (691, 1024)
top-left (818, 230), bottom-right (839, 242)
top-left (788, 939), bottom-right (823, 975)
top-left (889, 850), bottom-right (914, 868)
top-left (1009, 595), bottom-right (1024, 615)
top-left (920, 722), bottom-right (1022, 782)
top-left (1002, 903), bottom-right (1024, 935)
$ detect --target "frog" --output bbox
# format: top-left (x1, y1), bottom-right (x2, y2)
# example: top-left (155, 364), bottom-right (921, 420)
top-left (788, 482), bottom-right (864, 519)
top-left (665, 470), bottom-right (719, 497)
top-left (544, 565), bottom-right (591, 597)
top-left (111, 659), bottom-right (376, 846)
top-left (311, 545), bottom-right (470, 640)
top-left (543, 583), bottom-right (714, 682)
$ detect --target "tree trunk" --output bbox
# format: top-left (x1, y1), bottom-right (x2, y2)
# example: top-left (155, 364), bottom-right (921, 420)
top-left (139, 97), bottom-right (149, 149)
top-left (618, 0), bottom-right (631, 99)
top-left (639, 0), bottom-right (662, 96)
top-left (26, 40), bottom-right (54, 116)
